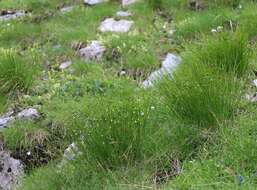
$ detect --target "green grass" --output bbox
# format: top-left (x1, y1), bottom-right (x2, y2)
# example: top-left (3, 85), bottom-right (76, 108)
top-left (1, 0), bottom-right (257, 189)
top-left (0, 51), bottom-right (38, 94)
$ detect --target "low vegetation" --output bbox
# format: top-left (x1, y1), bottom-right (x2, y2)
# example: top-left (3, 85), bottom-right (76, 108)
top-left (0, 0), bottom-right (257, 189)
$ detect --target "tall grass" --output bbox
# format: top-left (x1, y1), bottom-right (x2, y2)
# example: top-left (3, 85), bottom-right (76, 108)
top-left (0, 51), bottom-right (37, 94)
top-left (159, 63), bottom-right (240, 127)
top-left (184, 32), bottom-right (250, 77)
top-left (159, 32), bottom-right (248, 127)
top-left (80, 96), bottom-right (151, 169)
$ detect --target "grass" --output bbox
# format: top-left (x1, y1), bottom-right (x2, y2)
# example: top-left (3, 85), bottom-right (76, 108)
top-left (1, 0), bottom-right (257, 189)
top-left (0, 51), bottom-right (38, 94)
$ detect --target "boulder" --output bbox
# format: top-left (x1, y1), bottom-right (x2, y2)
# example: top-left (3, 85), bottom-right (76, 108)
top-left (99, 18), bottom-right (134, 33)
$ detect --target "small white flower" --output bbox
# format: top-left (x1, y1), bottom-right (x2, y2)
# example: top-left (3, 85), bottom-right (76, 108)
top-left (151, 106), bottom-right (155, 110)
top-left (27, 151), bottom-right (31, 156)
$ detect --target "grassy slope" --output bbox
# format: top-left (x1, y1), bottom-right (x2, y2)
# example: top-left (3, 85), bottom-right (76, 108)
top-left (1, 0), bottom-right (257, 189)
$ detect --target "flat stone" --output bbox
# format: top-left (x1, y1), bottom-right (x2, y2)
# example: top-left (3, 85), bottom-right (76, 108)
top-left (78, 41), bottom-right (105, 61)
top-left (0, 151), bottom-right (24, 190)
top-left (122, 0), bottom-right (138, 6)
top-left (0, 11), bottom-right (26, 21)
top-left (99, 18), bottom-right (134, 33)
top-left (116, 11), bottom-right (132, 17)
top-left (142, 53), bottom-right (181, 88)
top-left (59, 61), bottom-right (72, 70)
top-left (60, 6), bottom-right (74, 13)
top-left (84, 0), bottom-right (104, 5)
top-left (17, 108), bottom-right (40, 120)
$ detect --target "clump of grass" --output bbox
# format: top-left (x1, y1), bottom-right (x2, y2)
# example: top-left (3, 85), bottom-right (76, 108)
top-left (184, 32), bottom-right (250, 77)
top-left (175, 9), bottom-right (235, 40)
top-left (3, 121), bottom-right (49, 151)
top-left (0, 51), bottom-right (37, 94)
top-left (239, 4), bottom-right (257, 39)
top-left (80, 96), bottom-right (151, 169)
top-left (159, 62), bottom-right (241, 127)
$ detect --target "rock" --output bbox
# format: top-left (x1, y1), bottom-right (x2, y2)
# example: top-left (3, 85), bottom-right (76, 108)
top-left (0, 117), bottom-right (14, 130)
top-left (84, 0), bottom-right (104, 5)
top-left (246, 93), bottom-right (257, 103)
top-left (116, 11), bottom-right (132, 17)
top-left (17, 108), bottom-right (40, 120)
top-left (60, 6), bottom-right (74, 13)
top-left (63, 143), bottom-right (80, 161)
top-left (253, 79), bottom-right (257, 87)
top-left (0, 151), bottom-right (24, 190)
top-left (0, 111), bottom-right (15, 130)
top-left (122, 0), bottom-right (138, 6)
top-left (99, 18), bottom-right (134, 33)
top-left (59, 61), bottom-right (72, 70)
top-left (142, 53), bottom-right (181, 88)
top-left (0, 11), bottom-right (27, 21)
top-left (120, 70), bottom-right (126, 76)
top-left (78, 41), bottom-right (105, 61)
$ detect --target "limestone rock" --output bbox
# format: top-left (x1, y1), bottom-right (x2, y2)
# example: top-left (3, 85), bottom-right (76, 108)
top-left (142, 53), bottom-right (181, 88)
top-left (99, 18), bottom-right (134, 33)
top-left (78, 41), bottom-right (105, 61)
top-left (59, 61), bottom-right (72, 70)
top-left (17, 108), bottom-right (40, 120)
top-left (0, 11), bottom-right (27, 21)
top-left (116, 11), bottom-right (132, 17)
top-left (253, 79), bottom-right (257, 88)
top-left (84, 0), bottom-right (104, 5)
top-left (60, 6), bottom-right (74, 13)
top-left (122, 0), bottom-right (138, 6)
top-left (0, 151), bottom-right (24, 190)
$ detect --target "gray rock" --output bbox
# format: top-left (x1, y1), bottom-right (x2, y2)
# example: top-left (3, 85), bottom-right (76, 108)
top-left (246, 93), bottom-right (257, 103)
top-left (122, 0), bottom-right (138, 6)
top-left (17, 108), bottom-right (40, 120)
top-left (0, 11), bottom-right (27, 22)
top-left (99, 18), bottom-right (134, 33)
top-left (0, 117), bottom-right (14, 130)
top-left (78, 41), bottom-right (105, 61)
top-left (63, 143), bottom-right (80, 161)
top-left (116, 11), bottom-right (132, 17)
top-left (59, 61), bottom-right (72, 70)
top-left (60, 6), bottom-right (74, 13)
top-left (84, 0), bottom-right (104, 5)
top-left (253, 79), bottom-right (257, 88)
top-left (0, 151), bottom-right (24, 190)
top-left (142, 53), bottom-right (181, 88)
